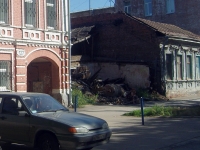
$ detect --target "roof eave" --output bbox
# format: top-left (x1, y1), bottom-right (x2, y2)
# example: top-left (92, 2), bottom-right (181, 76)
top-left (167, 35), bottom-right (200, 44)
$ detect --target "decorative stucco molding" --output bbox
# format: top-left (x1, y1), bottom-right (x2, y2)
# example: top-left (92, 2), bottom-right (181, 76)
top-left (23, 29), bottom-right (41, 40)
top-left (45, 31), bottom-right (61, 42)
top-left (166, 82), bottom-right (173, 90)
top-left (0, 27), bottom-right (13, 38)
top-left (187, 82), bottom-right (192, 87)
top-left (177, 82), bottom-right (183, 88)
top-left (16, 49), bottom-right (25, 57)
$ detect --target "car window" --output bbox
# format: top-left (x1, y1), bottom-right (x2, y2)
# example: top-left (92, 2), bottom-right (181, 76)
top-left (23, 97), bottom-right (34, 110)
top-left (22, 95), bottom-right (68, 113)
top-left (2, 97), bottom-right (24, 115)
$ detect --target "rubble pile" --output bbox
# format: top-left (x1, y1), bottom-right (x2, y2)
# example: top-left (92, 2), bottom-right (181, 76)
top-left (71, 67), bottom-right (141, 105)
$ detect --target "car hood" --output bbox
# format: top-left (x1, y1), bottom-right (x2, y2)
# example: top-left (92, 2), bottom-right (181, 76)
top-left (36, 111), bottom-right (106, 129)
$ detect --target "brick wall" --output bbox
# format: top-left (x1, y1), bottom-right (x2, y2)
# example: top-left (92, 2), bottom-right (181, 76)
top-left (115, 0), bottom-right (200, 34)
top-left (0, 0), bottom-right (69, 105)
top-left (72, 12), bottom-right (161, 63)
top-left (71, 12), bottom-right (164, 92)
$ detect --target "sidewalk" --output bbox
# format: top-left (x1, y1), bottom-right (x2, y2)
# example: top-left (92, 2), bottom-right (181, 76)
top-left (72, 99), bottom-right (200, 150)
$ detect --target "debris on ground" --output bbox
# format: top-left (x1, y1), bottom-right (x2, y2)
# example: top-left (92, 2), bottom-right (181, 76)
top-left (72, 67), bottom-right (168, 105)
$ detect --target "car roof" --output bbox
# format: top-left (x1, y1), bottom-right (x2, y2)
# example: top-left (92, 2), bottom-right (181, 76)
top-left (0, 92), bottom-right (48, 97)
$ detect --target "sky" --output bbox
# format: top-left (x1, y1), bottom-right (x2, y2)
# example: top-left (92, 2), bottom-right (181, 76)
top-left (70, 0), bottom-right (115, 12)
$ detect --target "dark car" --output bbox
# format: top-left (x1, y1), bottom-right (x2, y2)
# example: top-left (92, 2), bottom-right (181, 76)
top-left (0, 92), bottom-right (112, 150)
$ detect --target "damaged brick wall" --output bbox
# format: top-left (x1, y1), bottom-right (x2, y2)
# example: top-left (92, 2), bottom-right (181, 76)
top-left (73, 62), bottom-right (150, 89)
top-left (71, 12), bottom-right (163, 93)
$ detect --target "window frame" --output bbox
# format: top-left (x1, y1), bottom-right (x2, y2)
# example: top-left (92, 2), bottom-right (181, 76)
top-left (0, 61), bottom-right (12, 92)
top-left (24, 0), bottom-right (38, 28)
top-left (166, 54), bottom-right (173, 80)
top-left (176, 55), bottom-right (183, 80)
top-left (186, 55), bottom-right (192, 79)
top-left (46, 0), bottom-right (57, 30)
top-left (144, 0), bottom-right (152, 16)
top-left (124, 1), bottom-right (131, 14)
top-left (196, 56), bottom-right (200, 80)
top-left (0, 0), bottom-right (10, 24)
top-left (166, 0), bottom-right (175, 14)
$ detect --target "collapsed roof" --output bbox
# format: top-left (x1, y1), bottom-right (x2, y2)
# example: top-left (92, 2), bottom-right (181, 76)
top-left (71, 26), bottom-right (95, 44)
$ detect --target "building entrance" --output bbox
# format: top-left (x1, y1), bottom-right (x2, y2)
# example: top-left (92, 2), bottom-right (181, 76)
top-left (27, 58), bottom-right (52, 95)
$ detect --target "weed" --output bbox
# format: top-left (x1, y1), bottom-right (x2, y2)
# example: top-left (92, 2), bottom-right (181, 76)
top-left (72, 87), bottom-right (97, 107)
top-left (123, 105), bottom-right (200, 117)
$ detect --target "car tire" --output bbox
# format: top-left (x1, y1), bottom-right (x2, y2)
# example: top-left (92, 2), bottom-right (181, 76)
top-left (38, 133), bottom-right (59, 150)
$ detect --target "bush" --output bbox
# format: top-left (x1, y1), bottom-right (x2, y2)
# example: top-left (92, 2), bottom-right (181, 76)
top-left (72, 88), bottom-right (97, 107)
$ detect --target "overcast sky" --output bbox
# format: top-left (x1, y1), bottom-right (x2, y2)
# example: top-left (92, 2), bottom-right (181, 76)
top-left (70, 0), bottom-right (115, 12)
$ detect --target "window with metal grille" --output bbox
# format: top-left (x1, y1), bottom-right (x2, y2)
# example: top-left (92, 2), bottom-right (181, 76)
top-left (0, 61), bottom-right (11, 91)
top-left (166, 0), bottom-right (175, 14)
top-left (144, 0), bottom-right (152, 16)
top-left (177, 55), bottom-right (182, 80)
top-left (166, 54), bottom-right (173, 80)
top-left (196, 56), bottom-right (200, 79)
top-left (186, 56), bottom-right (192, 79)
top-left (0, 0), bottom-right (8, 24)
top-left (46, 0), bottom-right (57, 29)
top-left (124, 1), bottom-right (131, 14)
top-left (24, 0), bottom-right (36, 27)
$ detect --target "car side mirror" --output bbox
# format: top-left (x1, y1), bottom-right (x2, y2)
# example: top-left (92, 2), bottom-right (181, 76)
top-left (18, 111), bottom-right (29, 117)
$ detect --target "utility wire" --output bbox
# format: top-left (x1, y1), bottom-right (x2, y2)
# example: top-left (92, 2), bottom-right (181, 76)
top-left (103, 0), bottom-right (109, 8)
top-left (71, 0), bottom-right (115, 12)
top-left (71, 0), bottom-right (88, 12)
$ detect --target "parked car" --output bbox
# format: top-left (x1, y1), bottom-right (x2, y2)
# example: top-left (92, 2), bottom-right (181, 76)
top-left (0, 92), bottom-right (112, 150)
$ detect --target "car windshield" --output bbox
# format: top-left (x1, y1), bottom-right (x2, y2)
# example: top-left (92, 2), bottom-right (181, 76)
top-left (22, 94), bottom-right (68, 113)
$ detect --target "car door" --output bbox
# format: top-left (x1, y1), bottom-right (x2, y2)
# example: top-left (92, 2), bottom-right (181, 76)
top-left (0, 96), bottom-right (31, 143)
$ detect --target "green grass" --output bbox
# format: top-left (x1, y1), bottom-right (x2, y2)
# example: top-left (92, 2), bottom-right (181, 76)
top-left (72, 88), bottom-right (97, 107)
top-left (123, 105), bottom-right (200, 117)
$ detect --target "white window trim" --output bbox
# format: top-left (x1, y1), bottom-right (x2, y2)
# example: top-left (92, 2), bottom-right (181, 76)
top-left (186, 55), bottom-right (192, 80)
top-left (25, 0), bottom-right (33, 3)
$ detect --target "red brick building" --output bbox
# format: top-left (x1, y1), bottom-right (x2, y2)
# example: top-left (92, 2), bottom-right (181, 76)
top-left (0, 0), bottom-right (70, 105)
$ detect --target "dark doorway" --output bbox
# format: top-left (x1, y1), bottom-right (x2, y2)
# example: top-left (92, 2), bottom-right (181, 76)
top-left (27, 58), bottom-right (52, 95)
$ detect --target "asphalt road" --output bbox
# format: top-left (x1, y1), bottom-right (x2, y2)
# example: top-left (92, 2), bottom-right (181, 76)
top-left (78, 104), bottom-right (200, 150)
top-left (1, 99), bottom-right (200, 150)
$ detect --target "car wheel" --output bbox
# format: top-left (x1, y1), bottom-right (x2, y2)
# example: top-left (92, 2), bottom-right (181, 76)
top-left (38, 133), bottom-right (59, 150)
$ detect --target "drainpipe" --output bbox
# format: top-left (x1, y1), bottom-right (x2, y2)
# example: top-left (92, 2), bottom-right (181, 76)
top-left (66, 0), bottom-right (72, 106)
top-left (62, 0), bottom-right (72, 107)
